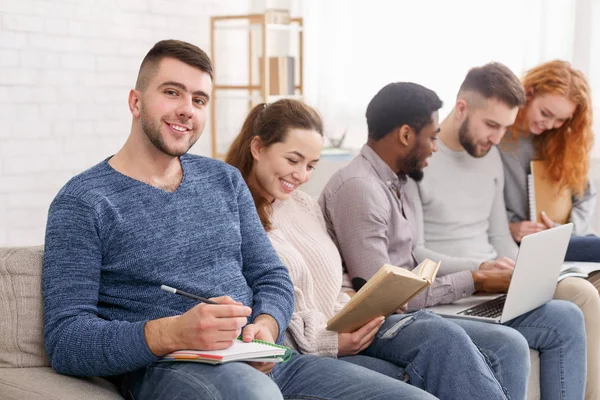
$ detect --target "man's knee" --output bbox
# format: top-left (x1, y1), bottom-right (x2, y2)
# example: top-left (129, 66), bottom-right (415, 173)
top-left (139, 362), bottom-right (283, 400)
top-left (403, 310), bottom-right (472, 347)
top-left (541, 300), bottom-right (586, 339)
top-left (243, 380), bottom-right (283, 400)
top-left (492, 326), bottom-right (530, 362)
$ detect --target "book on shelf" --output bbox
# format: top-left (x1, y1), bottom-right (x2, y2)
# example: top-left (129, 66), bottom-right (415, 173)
top-left (528, 160), bottom-right (572, 224)
top-left (260, 56), bottom-right (295, 96)
top-left (159, 339), bottom-right (292, 365)
top-left (559, 262), bottom-right (600, 282)
top-left (326, 259), bottom-right (441, 333)
top-left (264, 9), bottom-right (291, 24)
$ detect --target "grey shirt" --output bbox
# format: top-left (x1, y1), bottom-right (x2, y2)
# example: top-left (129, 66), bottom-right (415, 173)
top-left (498, 131), bottom-right (597, 236)
top-left (319, 144), bottom-right (473, 311)
top-left (406, 140), bottom-right (519, 277)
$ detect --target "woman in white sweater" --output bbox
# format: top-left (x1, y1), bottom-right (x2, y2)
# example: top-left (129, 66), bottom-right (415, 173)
top-left (225, 99), bottom-right (531, 400)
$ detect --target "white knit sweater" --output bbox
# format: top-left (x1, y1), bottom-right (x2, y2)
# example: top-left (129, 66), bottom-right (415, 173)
top-left (268, 190), bottom-right (351, 357)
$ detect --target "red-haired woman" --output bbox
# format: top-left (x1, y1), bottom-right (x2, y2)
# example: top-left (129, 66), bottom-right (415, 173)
top-left (499, 60), bottom-right (597, 258)
top-left (498, 60), bottom-right (599, 399)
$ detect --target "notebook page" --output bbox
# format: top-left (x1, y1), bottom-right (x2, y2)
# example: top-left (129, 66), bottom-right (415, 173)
top-left (527, 174), bottom-right (536, 221)
top-left (165, 340), bottom-right (287, 361)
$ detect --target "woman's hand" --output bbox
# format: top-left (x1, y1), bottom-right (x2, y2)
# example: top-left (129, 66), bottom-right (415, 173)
top-left (337, 316), bottom-right (385, 357)
top-left (540, 211), bottom-right (558, 230)
top-left (509, 221), bottom-right (546, 242)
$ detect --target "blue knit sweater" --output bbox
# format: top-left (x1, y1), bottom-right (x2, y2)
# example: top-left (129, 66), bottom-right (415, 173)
top-left (42, 154), bottom-right (294, 377)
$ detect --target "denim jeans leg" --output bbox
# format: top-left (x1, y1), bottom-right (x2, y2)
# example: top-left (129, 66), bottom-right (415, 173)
top-left (359, 310), bottom-right (509, 399)
top-left (565, 235), bottom-right (600, 262)
top-left (120, 361), bottom-right (283, 400)
top-left (451, 317), bottom-right (531, 399)
top-left (340, 354), bottom-right (406, 381)
top-left (504, 299), bottom-right (587, 400)
top-left (272, 352), bottom-right (436, 400)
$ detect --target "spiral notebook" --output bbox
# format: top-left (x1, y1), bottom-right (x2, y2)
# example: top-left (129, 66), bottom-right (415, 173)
top-left (528, 160), bottom-right (572, 223)
top-left (159, 339), bottom-right (292, 365)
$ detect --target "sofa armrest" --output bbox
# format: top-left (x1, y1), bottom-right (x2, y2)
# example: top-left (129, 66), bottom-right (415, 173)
top-left (0, 367), bottom-right (123, 400)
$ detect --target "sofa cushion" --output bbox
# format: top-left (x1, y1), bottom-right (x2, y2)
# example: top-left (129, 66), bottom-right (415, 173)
top-left (527, 349), bottom-right (540, 399)
top-left (0, 246), bottom-right (48, 368)
top-left (0, 367), bottom-right (122, 400)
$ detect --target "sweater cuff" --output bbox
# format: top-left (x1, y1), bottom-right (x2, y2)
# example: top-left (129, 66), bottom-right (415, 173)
top-left (318, 329), bottom-right (339, 358)
top-left (253, 307), bottom-right (289, 343)
top-left (131, 321), bottom-right (161, 365)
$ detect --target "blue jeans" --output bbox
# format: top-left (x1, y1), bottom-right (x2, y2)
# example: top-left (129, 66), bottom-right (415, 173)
top-left (343, 310), bottom-right (510, 399)
top-left (453, 299), bottom-right (587, 400)
top-left (565, 234), bottom-right (600, 262)
top-left (119, 352), bottom-right (436, 400)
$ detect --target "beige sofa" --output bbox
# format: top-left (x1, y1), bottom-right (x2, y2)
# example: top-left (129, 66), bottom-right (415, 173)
top-left (0, 246), bottom-right (122, 400)
top-left (0, 245), bottom-right (541, 399)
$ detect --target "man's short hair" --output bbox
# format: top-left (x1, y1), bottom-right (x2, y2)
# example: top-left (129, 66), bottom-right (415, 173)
top-left (135, 39), bottom-right (214, 91)
top-left (366, 82), bottom-right (443, 141)
top-left (458, 62), bottom-right (525, 108)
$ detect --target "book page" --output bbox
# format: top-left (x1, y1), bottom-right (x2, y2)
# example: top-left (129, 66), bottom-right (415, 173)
top-left (561, 262), bottom-right (600, 276)
top-left (527, 174), bottom-right (536, 221)
top-left (412, 259), bottom-right (441, 281)
top-left (163, 340), bottom-right (288, 363)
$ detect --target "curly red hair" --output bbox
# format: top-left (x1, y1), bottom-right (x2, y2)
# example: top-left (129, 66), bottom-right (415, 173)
top-left (512, 60), bottom-right (594, 196)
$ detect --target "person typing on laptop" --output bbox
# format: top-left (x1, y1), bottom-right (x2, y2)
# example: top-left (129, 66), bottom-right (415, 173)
top-left (320, 72), bottom-right (587, 400)
top-left (405, 62), bottom-right (600, 400)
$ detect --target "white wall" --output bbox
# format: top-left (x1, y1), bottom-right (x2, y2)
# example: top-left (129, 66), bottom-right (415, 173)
top-left (301, 0), bottom-right (600, 154)
top-left (0, 0), bottom-right (250, 245)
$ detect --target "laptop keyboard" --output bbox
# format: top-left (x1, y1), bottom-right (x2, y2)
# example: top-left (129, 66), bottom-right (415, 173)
top-left (457, 295), bottom-right (507, 319)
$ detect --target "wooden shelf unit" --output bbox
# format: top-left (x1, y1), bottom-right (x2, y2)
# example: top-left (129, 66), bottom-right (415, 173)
top-left (210, 13), bottom-right (304, 159)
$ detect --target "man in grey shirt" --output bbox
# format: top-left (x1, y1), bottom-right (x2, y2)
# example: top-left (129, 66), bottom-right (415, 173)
top-left (320, 77), bottom-right (587, 399)
top-left (405, 63), bottom-right (593, 399)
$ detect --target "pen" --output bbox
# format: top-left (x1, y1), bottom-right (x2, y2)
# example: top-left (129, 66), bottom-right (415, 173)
top-left (160, 285), bottom-right (218, 304)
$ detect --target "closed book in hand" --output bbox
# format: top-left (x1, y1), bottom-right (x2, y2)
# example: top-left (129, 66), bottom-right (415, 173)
top-left (528, 160), bottom-right (572, 224)
top-left (326, 259), bottom-right (441, 333)
top-left (160, 339), bottom-right (292, 365)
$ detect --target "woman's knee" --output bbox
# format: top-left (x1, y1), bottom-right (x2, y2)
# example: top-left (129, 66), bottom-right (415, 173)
top-left (555, 277), bottom-right (600, 313)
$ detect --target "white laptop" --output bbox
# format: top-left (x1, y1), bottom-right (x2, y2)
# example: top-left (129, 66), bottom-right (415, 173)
top-left (427, 223), bottom-right (573, 324)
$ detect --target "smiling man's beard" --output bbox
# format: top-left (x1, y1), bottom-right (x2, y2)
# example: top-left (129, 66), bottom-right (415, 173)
top-left (458, 116), bottom-right (491, 159)
top-left (140, 103), bottom-right (199, 157)
top-left (397, 150), bottom-right (425, 182)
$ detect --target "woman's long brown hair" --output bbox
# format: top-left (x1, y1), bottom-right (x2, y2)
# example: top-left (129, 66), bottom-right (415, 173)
top-left (511, 60), bottom-right (593, 195)
top-left (225, 99), bottom-right (323, 230)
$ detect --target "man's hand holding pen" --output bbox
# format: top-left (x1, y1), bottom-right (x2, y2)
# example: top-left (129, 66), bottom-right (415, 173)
top-left (146, 287), bottom-right (280, 374)
top-left (144, 295), bottom-right (251, 357)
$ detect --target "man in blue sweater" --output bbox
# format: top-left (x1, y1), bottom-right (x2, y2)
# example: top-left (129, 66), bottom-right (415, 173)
top-left (42, 40), bottom-right (436, 399)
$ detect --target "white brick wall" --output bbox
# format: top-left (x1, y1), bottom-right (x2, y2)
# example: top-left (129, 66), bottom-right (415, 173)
top-left (0, 0), bottom-right (251, 245)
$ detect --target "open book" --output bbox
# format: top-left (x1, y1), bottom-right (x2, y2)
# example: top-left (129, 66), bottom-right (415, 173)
top-left (326, 259), bottom-right (441, 333)
top-left (559, 262), bottom-right (600, 282)
top-left (159, 339), bottom-right (292, 365)
top-left (528, 160), bottom-right (572, 223)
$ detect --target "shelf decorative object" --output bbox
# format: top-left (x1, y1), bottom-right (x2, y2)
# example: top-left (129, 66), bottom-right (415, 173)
top-left (210, 11), bottom-right (304, 159)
